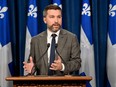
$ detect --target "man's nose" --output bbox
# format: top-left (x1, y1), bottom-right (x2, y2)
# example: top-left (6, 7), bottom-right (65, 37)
top-left (54, 18), bottom-right (58, 22)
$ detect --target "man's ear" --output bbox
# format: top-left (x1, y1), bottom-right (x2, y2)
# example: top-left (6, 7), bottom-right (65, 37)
top-left (43, 17), bottom-right (46, 24)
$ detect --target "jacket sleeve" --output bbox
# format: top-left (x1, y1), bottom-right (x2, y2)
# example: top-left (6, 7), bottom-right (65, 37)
top-left (64, 35), bottom-right (81, 74)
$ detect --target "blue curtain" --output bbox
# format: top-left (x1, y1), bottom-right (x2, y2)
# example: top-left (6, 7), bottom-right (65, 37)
top-left (92, 0), bottom-right (109, 87)
top-left (7, 0), bottom-right (18, 76)
top-left (62, 0), bottom-right (81, 40)
top-left (6, 0), bottom-right (109, 86)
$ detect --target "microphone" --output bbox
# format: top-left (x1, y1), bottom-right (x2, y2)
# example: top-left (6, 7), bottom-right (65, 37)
top-left (28, 43), bottom-right (50, 75)
top-left (55, 44), bottom-right (66, 66)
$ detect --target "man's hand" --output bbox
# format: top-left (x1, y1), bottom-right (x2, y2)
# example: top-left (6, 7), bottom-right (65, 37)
top-left (50, 56), bottom-right (62, 71)
top-left (23, 56), bottom-right (34, 73)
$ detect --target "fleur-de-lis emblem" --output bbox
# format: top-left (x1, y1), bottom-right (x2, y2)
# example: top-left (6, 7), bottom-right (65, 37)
top-left (28, 4), bottom-right (37, 18)
top-left (0, 6), bottom-right (8, 19)
top-left (82, 3), bottom-right (91, 16)
top-left (109, 4), bottom-right (116, 17)
top-left (53, 3), bottom-right (62, 9)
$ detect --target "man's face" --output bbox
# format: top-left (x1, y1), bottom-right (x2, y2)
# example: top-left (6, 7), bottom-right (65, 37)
top-left (43, 9), bottom-right (62, 32)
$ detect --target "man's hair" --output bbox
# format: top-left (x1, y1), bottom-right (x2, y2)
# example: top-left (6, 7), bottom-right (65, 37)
top-left (43, 4), bottom-right (62, 17)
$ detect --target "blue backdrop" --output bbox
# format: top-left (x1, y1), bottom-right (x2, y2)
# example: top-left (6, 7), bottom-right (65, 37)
top-left (6, 0), bottom-right (109, 87)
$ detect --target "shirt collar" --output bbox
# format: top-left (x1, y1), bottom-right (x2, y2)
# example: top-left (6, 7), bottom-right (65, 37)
top-left (47, 29), bottom-right (60, 38)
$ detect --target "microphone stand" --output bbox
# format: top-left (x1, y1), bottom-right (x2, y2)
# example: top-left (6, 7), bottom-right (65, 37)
top-left (55, 44), bottom-right (66, 65)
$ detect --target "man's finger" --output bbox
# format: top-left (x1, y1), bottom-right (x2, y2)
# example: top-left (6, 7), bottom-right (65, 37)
top-left (54, 57), bottom-right (61, 63)
top-left (57, 56), bottom-right (61, 61)
top-left (51, 63), bottom-right (57, 67)
top-left (23, 62), bottom-right (27, 65)
top-left (50, 64), bottom-right (57, 70)
top-left (29, 56), bottom-right (33, 63)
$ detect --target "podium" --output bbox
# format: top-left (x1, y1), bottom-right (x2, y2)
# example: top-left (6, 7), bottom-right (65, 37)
top-left (6, 75), bottom-right (92, 87)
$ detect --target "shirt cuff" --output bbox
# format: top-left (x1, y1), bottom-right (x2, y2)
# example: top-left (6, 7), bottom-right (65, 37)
top-left (61, 63), bottom-right (65, 71)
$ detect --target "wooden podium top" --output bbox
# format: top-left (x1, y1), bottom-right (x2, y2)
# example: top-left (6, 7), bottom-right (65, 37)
top-left (6, 76), bottom-right (92, 87)
top-left (6, 75), bottom-right (92, 81)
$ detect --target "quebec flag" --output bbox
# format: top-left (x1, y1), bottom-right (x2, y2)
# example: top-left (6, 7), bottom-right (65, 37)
top-left (107, 0), bottom-right (116, 87)
top-left (0, 0), bottom-right (13, 87)
top-left (79, 0), bottom-right (96, 87)
top-left (24, 0), bottom-right (38, 74)
top-left (53, 0), bottom-right (62, 8)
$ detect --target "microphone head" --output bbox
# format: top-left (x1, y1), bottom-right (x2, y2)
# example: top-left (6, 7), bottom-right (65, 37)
top-left (47, 43), bottom-right (50, 47)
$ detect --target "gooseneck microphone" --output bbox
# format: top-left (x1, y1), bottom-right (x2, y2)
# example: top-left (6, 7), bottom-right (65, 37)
top-left (28, 43), bottom-right (50, 75)
top-left (55, 44), bottom-right (66, 66)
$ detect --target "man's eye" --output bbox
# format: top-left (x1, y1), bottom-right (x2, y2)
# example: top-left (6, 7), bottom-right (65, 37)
top-left (58, 16), bottom-right (62, 18)
top-left (49, 16), bottom-right (54, 18)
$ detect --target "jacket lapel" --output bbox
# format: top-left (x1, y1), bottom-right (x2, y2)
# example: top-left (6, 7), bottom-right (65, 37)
top-left (39, 31), bottom-right (48, 70)
top-left (57, 29), bottom-right (67, 54)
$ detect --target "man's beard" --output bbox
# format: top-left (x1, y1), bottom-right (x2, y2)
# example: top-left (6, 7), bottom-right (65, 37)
top-left (48, 23), bottom-right (61, 32)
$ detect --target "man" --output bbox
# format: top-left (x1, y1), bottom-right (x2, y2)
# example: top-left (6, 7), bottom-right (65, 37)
top-left (23, 4), bottom-right (81, 76)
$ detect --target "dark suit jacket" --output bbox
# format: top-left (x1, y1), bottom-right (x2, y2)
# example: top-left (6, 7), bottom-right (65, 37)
top-left (30, 29), bottom-right (81, 75)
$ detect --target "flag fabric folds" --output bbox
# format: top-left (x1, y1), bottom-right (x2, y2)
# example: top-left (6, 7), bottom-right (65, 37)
top-left (24, 0), bottom-right (38, 75)
top-left (0, 0), bottom-right (13, 87)
top-left (107, 0), bottom-right (116, 87)
top-left (79, 0), bottom-right (96, 87)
